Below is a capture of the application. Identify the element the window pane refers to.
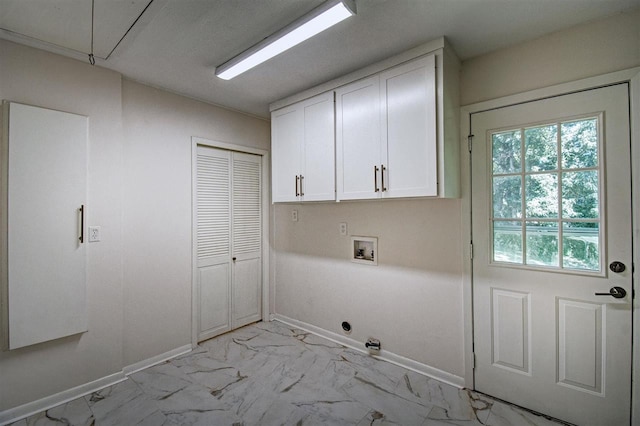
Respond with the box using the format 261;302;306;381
525;125;557;172
562;170;599;219
526;222;558;267
493;176;522;219
493;221;523;263
492;130;521;174
561;119;598;169
563;222;599;271
525;173;558;218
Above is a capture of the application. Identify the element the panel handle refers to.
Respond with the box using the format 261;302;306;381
374;166;379;192
381;164;387;192
595;286;626;299
295;175;299;197
79;204;84;243
299;175;304;196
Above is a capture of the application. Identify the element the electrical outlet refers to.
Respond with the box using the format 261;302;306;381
88;226;101;242
292;210;298;222
339;222;347;236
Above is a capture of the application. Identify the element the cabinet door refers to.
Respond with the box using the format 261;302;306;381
336;76;382;201
381;55;437;198
231;152;262;329
301;92;335;201
196;146;232;341
5;102;88;350
271;105;302;202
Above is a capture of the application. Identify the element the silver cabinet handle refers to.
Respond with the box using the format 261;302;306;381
79;205;84;243
299;175;304;196
374;166;379;192
295;175;299;197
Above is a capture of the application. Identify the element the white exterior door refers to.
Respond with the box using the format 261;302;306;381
196;146;262;341
471;84;632;425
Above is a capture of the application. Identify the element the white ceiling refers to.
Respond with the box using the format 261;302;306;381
1;0;639;118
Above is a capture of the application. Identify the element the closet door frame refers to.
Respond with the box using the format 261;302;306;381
191;137;270;348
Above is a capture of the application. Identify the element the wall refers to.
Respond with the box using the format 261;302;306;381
0;39;270;413
121;80;269;366
461;8;640;106
273;199;465;377
0;40;124;410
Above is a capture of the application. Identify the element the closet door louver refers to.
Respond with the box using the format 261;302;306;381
231;153;262;328
197;152;231;260
232;155;261;255
196;147;232;339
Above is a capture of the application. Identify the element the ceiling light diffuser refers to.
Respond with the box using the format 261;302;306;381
215;0;356;80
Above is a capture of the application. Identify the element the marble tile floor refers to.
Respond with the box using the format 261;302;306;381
9;321;569;426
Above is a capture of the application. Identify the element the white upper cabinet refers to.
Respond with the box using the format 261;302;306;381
271;92;335;202
335;76;381;200
337;55;441;201
381;55;437;198
271;38;460;202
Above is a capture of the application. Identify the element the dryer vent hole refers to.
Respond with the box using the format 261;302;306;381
341;321;352;334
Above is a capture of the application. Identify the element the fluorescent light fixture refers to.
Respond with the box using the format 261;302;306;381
215;0;356;80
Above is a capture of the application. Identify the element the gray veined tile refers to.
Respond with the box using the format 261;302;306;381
296;331;347;359
342;375;432;425
287;384;371;426
203;332;279;369
423;410;489;426
338;348;408;391
295;354;358;392
129;361;194;399
147;382;241;425
486;400;566;426
15;397;94;426
85;379;168;426
356;409;404;426
397;372;492;423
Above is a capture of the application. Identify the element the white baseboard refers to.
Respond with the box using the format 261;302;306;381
0;372;126;426
272;314;465;389
0;344;193;426
123;344;192;376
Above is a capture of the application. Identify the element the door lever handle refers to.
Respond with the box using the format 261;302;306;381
595;286;626;299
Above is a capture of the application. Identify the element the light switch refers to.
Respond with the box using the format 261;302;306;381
88;226;101;242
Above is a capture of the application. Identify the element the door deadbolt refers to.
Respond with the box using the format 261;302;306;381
609;261;626;273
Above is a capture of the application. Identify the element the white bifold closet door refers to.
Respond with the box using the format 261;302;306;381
196;145;262;342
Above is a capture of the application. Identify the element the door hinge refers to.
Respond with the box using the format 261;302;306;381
470;242;474;260
467;134;474;153
472;352;476;369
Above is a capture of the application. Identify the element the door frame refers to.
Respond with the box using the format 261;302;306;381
190;137;270;348
460;67;640;420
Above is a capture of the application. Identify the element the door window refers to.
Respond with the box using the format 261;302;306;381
491;116;602;272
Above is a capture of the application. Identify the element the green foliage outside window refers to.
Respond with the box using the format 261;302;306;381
491;118;600;271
